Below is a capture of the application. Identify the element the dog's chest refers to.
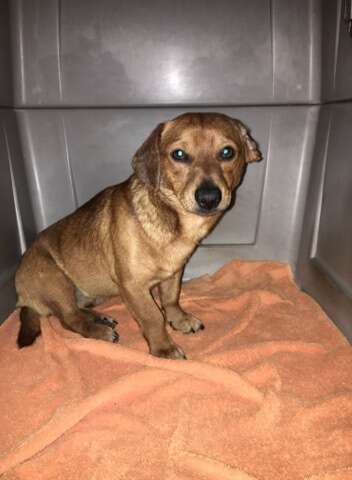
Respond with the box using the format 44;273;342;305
155;217;213;278
164;239;194;267
185;215;214;240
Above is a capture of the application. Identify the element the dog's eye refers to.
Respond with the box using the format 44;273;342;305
171;149;189;162
219;146;236;160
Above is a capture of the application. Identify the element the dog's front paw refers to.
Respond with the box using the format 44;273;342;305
170;313;204;334
152;343;186;360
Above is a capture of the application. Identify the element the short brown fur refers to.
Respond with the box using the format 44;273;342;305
15;112;261;359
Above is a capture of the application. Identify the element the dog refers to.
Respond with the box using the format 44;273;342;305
15;112;261;359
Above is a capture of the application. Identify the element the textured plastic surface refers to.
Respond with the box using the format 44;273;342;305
0;110;22;319
315;105;352;292
0;112;20;281
10;0;321;106
322;0;352;101
0;275;16;324
296;103;352;341
3;112;36;246
0;1;12;105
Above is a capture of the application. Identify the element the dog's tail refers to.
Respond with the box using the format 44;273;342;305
17;306;41;348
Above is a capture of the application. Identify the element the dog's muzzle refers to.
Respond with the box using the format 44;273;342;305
194;180;222;213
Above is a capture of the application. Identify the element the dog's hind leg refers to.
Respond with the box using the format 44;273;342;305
46;269;119;343
16;248;118;346
56;307;119;343
74;288;118;331
17;306;41;348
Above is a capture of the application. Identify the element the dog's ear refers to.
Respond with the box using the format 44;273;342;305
236;120;262;163
132;123;164;188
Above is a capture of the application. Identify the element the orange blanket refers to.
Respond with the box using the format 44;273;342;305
0;260;351;479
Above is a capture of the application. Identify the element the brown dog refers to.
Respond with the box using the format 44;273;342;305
15;112;261;359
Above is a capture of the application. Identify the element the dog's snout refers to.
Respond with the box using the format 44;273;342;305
195;181;222;212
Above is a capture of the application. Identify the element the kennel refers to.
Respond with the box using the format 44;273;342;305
0;0;351;342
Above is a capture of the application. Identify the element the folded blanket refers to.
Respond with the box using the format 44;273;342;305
0;260;351;479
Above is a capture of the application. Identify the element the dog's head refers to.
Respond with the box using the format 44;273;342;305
132;112;261;216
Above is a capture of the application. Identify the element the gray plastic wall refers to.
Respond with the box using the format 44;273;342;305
0;0;351;340
0;1;20;319
296;0;352;340
10;0;321;107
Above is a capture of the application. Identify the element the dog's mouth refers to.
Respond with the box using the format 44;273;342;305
193;207;223;217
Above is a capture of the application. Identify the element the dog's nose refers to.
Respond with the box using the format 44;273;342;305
195;181;222;211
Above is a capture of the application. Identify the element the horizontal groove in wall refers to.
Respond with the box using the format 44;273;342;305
1;100;351;112
11;103;323;110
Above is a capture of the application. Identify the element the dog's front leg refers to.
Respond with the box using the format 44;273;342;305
159;271;204;334
120;280;186;359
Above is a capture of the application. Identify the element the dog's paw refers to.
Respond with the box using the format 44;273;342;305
170;314;204;334
152;343;187;360
94;314;118;329
111;330;119;343
89;315;119;343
